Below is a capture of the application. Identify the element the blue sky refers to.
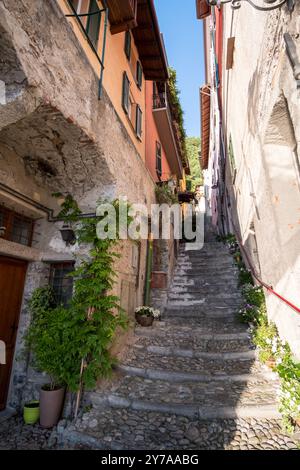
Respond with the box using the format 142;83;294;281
154;0;204;138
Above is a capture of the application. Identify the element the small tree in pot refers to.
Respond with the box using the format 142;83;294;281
25;287;70;428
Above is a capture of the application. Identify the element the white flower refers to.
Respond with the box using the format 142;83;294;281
266;338;272;345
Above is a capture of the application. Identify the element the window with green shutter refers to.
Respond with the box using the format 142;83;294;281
156;141;162;177
86;0;101;49
122;72;130;114
136;105;142;139
124;31;131;60
136;61;143;90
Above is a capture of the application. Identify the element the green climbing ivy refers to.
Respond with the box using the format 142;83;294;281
26;196;131;394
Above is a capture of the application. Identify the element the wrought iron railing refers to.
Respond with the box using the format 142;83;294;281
153;93;167;110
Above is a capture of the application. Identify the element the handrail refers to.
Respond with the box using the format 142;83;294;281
229;218;300;315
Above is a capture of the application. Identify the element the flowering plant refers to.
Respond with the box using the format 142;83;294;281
277;357;300;432
135;306;161;319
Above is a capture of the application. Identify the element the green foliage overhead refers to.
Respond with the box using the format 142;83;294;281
168;67;188;162
185;137;203;190
25;196;129;395
155;184;178;205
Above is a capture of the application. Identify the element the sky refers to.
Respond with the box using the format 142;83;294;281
154;0;205;138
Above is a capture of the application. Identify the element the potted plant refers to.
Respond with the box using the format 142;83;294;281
135;306;160;327
25;287;68;428
23;400;40;425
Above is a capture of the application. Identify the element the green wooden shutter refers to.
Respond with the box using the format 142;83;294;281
156;141;162;177
136;61;143;89
122;72;130;114
124;31;131;60
86;0;101;49
136;105;142;138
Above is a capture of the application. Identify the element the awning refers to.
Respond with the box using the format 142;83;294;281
200;85;211;170
196;0;211;20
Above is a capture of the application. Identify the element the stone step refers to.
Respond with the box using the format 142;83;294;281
121;350;261;376
173;272;238;280
166;300;241;310
116;364;278;384
169;285;240;295
173;270;238;276
133;344;256;360
89;374;279;411
160;317;247;333
88;391;280;420
168;291;242;300
171;280;238;288
134;331;253;353
164;310;239;321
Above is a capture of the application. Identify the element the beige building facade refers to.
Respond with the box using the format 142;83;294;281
200;2;300;358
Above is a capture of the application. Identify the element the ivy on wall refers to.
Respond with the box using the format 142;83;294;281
26;196;132;398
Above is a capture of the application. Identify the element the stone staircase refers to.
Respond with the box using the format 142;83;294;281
63;239;298;450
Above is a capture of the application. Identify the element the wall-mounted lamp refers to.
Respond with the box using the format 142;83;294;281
0;226;6;237
206;0;294;12
59;224;76;246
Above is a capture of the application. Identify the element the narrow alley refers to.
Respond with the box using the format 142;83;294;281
58;226;298;450
1;0;300;457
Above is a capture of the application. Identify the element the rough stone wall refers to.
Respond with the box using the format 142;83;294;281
222;4;300;357
0;0;156;407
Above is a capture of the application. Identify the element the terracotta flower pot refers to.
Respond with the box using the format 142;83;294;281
135;313;154;327
39;386;65;429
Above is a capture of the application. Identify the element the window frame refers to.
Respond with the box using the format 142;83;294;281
122;72;130;114
135;104;143;139
156;141;162;177
0;205;34;247
49;261;75;307
124;31;132;61
86;0;101;50
136;60;143;90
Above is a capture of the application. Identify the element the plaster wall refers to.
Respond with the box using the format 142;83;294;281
222;4;300;357
0;0;156;408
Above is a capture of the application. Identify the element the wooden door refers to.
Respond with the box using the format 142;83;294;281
0;257;27;410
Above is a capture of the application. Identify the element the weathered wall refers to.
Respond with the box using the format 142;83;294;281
58;0;146;161
0;0;156;408
222;4;300;357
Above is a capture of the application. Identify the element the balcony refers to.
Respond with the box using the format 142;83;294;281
152;91;183;178
106;0;138;34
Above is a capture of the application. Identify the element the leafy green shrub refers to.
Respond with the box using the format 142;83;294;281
155;184;178;205
252;322;278;363
242;284;265;308
25;287;78;390
277;354;300;432
26;197;131;396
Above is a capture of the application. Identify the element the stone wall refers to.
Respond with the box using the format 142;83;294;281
0;0;156;408
222;4;300;357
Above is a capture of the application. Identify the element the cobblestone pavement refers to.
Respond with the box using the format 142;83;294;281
0;416;57;450
66;239;300;450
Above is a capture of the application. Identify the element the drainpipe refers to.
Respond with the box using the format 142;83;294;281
144;235;153;306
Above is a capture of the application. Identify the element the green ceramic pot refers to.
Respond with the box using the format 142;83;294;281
23;400;40;425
